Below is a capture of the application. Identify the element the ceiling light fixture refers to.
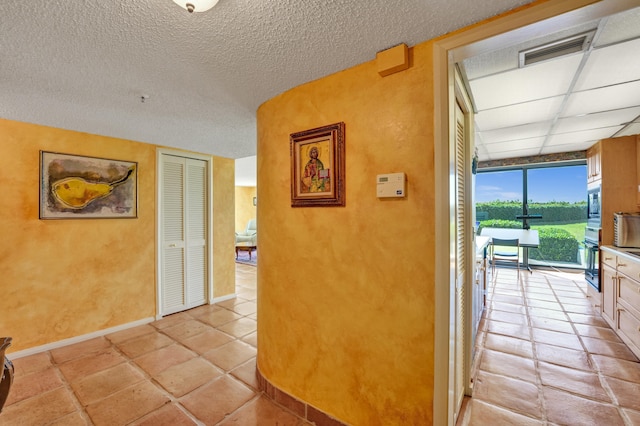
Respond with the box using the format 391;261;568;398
172;0;219;13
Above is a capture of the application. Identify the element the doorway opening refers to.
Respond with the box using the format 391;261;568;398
433;1;640;424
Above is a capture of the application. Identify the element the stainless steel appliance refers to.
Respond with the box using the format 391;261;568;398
584;183;602;291
584;226;600;291
614;212;640;248
587;185;601;228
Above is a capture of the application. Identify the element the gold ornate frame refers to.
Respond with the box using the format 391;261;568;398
290;122;345;207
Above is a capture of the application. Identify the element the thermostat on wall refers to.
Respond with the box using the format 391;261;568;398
377;173;406;198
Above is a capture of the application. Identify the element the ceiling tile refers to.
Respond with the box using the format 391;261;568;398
479;121;551;144
488;147;541;160
563;80;640;117
481;137;544;159
475;96;564;131
594;6;640;47
470;54;582;110
542;142;595;154
461;22;597;80
574;38;640;91
546;126;622;146
616;122;640;137
553;106;640;134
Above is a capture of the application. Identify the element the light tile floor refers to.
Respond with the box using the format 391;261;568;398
7;265;640;425
2;263;311;425
460;267;640;426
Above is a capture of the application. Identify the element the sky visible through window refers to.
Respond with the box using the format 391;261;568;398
476;165;587;203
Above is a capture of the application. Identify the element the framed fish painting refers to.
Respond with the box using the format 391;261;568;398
40;151;137;219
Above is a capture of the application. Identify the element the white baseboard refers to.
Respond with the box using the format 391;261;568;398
154;295;238;320
211;293;237;304
8;317;155;359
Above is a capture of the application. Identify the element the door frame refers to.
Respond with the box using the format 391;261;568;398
156;148;214;319
432;0;635;424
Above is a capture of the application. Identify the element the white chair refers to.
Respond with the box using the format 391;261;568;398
490;238;520;275
235;219;257;245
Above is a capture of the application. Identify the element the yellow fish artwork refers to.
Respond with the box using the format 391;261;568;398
51;167;135;209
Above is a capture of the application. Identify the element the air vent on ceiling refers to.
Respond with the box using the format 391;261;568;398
519;31;595;67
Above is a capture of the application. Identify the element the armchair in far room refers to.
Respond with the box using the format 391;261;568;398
235;218;257;245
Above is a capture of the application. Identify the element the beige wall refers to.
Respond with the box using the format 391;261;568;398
235;186;257;232
213;157;237;298
257;41;436;425
0;118;236;353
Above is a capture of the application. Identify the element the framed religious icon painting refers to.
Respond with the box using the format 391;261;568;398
290;122;345;207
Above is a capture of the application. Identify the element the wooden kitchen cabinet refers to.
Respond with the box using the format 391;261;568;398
601;260;616;328
596;136;639;246
587;143;601;183
600;246;640;359
601;250;617;327
616;255;640;356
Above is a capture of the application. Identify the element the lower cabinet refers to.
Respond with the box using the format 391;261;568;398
601;263;617;327
618;309;640;355
600;247;640;359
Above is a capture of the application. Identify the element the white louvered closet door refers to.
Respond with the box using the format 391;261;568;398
454;100;467;419
161;154;208;315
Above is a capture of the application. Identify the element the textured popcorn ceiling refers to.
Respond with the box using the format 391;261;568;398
0;0;533;159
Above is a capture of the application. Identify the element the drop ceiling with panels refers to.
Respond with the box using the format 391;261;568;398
459;6;640;162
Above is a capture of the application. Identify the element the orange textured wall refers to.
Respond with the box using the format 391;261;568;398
256;41;435;425
0;119;236;352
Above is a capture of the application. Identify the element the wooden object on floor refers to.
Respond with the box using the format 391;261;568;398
235;243;257;260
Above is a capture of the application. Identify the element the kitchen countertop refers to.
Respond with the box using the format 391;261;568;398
476;236;491;255
601;245;640;262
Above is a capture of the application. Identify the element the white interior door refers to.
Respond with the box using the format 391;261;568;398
453;100;467;421
159;153;209;316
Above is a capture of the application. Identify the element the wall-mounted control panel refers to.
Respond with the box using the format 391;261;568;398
377;172;406;198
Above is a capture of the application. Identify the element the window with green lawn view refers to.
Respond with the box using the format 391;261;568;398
475;163;587;269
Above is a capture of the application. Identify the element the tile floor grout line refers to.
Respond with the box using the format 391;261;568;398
51;349;96;425
91;332;183;425
520;271;550;422
544;272;633;420
123;306;259;425
475;269;545;423
558;301;635;426
520;269;549;424
108;332;205;426
90;306;257;425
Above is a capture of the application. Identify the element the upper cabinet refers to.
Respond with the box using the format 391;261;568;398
587;143;601;183
593;135;639;245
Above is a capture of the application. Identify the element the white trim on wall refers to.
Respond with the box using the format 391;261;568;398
211;293;237;305
9;317;155;359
